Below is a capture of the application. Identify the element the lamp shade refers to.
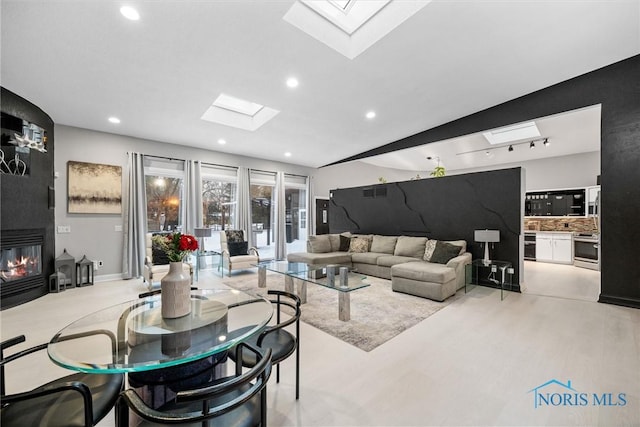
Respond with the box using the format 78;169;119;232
194;227;212;238
474;229;500;243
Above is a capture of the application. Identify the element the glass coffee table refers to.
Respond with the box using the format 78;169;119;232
254;260;369;321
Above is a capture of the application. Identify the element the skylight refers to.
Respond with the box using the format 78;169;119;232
213;94;264;117
201;93;279;131
482;121;541;145
302;0;390;35
283;0;432;59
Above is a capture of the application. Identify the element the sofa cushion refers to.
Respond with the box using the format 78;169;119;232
339;235;351;251
349;236;371;253
391;262;456;283
429;241;462;264
308;235;332;253
376;255;421;267
394;236;427;258
287;252;352;265
327;234;341;252
370;235;398;254
350;252;386;264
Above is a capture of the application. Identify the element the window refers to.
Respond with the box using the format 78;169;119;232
144;157;184;232
201;164;238;251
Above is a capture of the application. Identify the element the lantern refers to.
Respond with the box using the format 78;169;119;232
76;255;94;287
55;249;76;288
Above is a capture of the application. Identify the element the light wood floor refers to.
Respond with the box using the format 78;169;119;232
1;264;638;427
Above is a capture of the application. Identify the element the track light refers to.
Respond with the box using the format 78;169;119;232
530;141;535;148
543;138;549;146
508;145;513;152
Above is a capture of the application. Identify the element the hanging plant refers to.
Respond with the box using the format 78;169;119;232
430;166;446;177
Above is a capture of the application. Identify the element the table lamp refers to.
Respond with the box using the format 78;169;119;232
474;229;500;264
194;227;212;251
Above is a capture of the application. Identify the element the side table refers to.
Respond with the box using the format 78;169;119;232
465;259;514;300
195;250;221;281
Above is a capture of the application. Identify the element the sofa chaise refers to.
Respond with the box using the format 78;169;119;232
287;233;471;302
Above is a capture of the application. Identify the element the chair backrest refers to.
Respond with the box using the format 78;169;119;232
117;343;272;426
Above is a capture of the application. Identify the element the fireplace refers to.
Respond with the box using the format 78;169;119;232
1;229;46;303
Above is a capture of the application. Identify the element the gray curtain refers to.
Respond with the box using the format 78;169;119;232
236;167;253;248
122;152;147;279
306;175;315;236
274;171;286;260
183;160;203;234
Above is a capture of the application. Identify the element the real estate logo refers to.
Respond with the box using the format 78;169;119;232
528;379;627;409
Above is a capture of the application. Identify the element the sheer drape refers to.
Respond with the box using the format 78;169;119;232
122;152;147;279
274;171;286;260
183;160;203;233
236;167;253;249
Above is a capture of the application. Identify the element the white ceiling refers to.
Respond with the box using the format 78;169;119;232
1;1;638;168
359;105;602;172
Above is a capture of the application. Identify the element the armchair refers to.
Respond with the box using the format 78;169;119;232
142;233;193;289
220;230;259;277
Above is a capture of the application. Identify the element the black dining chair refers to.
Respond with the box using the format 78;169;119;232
230;290;301;399
0;333;124;427
116;342;272;426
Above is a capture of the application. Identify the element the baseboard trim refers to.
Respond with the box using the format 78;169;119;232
598;294;640;309
94;273;129;283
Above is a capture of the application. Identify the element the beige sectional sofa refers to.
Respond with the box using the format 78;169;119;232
287;233;471;301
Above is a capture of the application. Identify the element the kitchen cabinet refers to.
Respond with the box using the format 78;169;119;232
525;188;585;216
535;233;573;264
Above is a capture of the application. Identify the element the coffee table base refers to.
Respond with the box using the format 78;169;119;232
338;292;350;321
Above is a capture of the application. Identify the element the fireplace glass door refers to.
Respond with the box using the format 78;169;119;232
1;243;42;282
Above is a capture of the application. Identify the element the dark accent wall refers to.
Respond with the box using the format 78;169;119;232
1;87;55;308
330;167;523;287
330;55;640;309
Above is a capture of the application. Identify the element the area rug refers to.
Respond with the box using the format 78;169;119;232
221;273;458;352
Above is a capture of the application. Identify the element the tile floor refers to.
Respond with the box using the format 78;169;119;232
1;262;638;427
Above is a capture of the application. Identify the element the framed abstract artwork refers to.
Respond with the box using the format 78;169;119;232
67;161;122;214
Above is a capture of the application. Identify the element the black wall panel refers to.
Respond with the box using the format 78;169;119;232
330;168;522;286
332;55;640;309
1;87;55;308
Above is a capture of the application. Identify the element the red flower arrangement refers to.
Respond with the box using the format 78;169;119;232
152;232;199;262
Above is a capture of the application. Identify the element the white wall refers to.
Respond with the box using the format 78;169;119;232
314;151;600;196
54;125;314;279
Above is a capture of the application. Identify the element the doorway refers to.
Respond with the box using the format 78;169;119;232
315;198;330;235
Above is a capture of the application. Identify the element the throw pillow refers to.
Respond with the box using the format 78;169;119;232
308;235;332;253
429;241;462;264
444;240;467;255
227;241;248;257
151;243;170;265
423;239;438;261
225;230;244;243
394;236;427;258
339;235;351;252
348;236;370;253
370;235;398;254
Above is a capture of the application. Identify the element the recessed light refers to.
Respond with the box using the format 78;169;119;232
217;139;227;145
108;117;121;124
365;111;376;119
120;6;140;21
286;77;299;88
284;152;292;157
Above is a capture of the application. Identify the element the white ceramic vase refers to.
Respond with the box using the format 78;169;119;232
161;261;191;319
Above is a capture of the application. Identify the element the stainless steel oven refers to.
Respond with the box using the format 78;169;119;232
524;233;536;260
574;233;599;270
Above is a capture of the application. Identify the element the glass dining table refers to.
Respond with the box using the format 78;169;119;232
47;289;273;374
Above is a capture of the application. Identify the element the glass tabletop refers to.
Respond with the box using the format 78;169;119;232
48;289;273;374
255;260;369;292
